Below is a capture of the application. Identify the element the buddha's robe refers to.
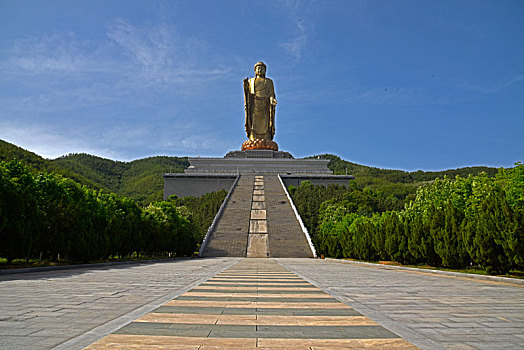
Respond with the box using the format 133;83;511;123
244;77;275;140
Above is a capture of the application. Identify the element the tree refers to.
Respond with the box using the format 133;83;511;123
0;160;39;263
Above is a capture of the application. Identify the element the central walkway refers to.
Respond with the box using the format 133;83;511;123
87;259;416;349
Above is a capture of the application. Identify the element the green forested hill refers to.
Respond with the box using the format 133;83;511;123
309;154;499;211
113;156;189;204
51;154;189;204
1;139;500;206
317;154;498;181
0;139;49;170
0;140;188;205
0;140;105;190
51;153;127;190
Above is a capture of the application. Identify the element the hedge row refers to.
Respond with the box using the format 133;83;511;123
0;160;196;263
311;164;523;274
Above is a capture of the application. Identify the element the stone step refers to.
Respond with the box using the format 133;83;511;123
201;175;253;257
264;175;314;258
201;174;314;258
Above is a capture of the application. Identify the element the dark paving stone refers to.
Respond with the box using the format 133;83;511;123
115;322;397;339
257;325;399;339
153;305;362;316
207;330;261;338
210;278;303;281
190;288;326;294
255;308;363;316
198;283;315;288
175;295;340;303
207;279;308;284
115;322;254;337
153;306;251;315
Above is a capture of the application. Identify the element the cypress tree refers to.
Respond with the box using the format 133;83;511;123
433;201;467;267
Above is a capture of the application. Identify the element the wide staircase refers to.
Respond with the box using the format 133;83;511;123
201;175;254;257
264;175;314;258
200;174;314;258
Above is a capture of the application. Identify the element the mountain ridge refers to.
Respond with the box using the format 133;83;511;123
1;139;501;205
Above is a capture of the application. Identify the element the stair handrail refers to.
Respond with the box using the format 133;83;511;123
198;174;241;257
277;174;317;258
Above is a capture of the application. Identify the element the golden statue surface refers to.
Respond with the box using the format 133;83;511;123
242;61;278;151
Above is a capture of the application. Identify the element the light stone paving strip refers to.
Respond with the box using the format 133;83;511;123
86;259;417;349
251;201;265;210
248;221;268;233
247;176;269;257
250;209;267;220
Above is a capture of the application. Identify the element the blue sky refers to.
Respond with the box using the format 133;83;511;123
0;0;523;171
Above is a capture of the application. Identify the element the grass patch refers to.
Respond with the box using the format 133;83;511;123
0;255;177;270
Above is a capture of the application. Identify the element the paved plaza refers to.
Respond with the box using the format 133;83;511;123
0;258;523;349
0;258;237;349
278;259;524;349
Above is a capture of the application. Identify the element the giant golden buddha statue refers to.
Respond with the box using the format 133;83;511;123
242;61;278;151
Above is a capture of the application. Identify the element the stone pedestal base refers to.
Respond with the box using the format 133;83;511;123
183;157;332;174
241;139;278;151
225;149;293;159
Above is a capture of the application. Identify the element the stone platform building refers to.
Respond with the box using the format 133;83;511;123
163;150;353;258
163;150;353;198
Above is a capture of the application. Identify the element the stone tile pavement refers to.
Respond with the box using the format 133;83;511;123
1;257;523;349
277;258;524;350
0;258;239;349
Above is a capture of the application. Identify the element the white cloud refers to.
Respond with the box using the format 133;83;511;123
106;18;175;84
280;83;442;107
278;0;311;59
280;33;307;59
0;123;118;160
0;16;229;105
3;32;110;76
105;17;228;88
0;13;237;154
0;118;230;161
451;75;524;94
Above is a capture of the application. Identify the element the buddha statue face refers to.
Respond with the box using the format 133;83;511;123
254;63;266;77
